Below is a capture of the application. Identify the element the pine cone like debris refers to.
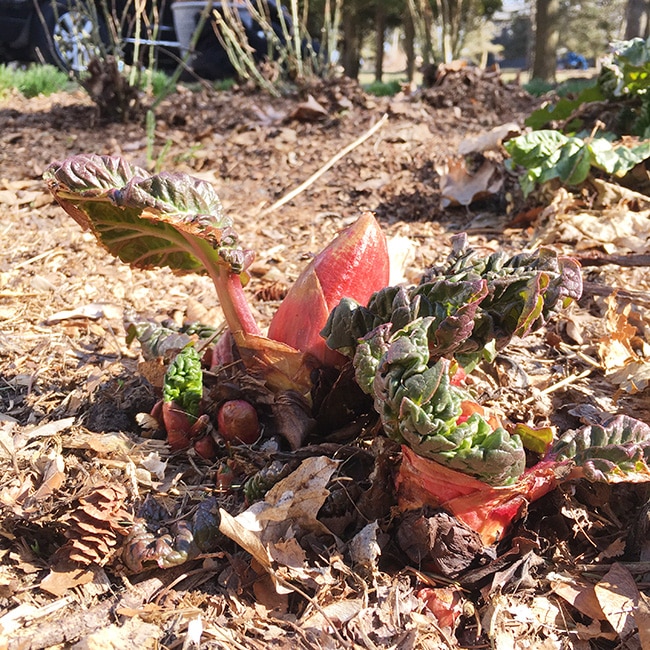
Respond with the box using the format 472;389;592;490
57;483;132;567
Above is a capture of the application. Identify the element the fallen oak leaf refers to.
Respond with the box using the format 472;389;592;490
436;157;503;207
289;94;329;121
594;563;644;640
549;573;606;622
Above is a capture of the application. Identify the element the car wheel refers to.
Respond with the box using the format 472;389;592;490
32;2;105;72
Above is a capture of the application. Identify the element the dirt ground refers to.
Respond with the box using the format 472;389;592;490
1;69;650;649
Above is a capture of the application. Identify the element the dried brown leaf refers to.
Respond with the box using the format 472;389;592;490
40;565;96;597
437;158;503;207
549;574;605;621
594;563;642;639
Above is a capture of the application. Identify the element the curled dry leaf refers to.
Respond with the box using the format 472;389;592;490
436;158;503;207
598;295;650;394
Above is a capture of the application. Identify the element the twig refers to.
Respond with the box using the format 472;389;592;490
576;253;650;268
260;114;389;216
521;368;593;405
577;561;650;573
582;281;650;308
274;573;353;648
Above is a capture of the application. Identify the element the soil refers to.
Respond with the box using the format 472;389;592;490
1;68;649;649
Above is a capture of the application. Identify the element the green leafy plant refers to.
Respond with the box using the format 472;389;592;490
322;233;581;487
0;63;72;98
504;129;650;196
550;414;650;482
323;233;582;370
524;84;604;131
509;36;650;196
353;318;526;486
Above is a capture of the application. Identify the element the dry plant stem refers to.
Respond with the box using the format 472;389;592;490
582;281;650;308
521;368;593;405
575;253;650;267
261;113;389;216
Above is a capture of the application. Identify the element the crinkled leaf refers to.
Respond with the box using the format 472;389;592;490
44;154;250;275
356;318;526;486
46;154;261;340
325;234;582;372
550;414;650;482
125;313;218;361
163;345;203;418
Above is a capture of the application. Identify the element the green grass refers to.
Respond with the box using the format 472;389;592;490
0;64;74;98
522;77;556;97
363;79;403;96
213;78;237;91
138;68;176;99
0;65;16;98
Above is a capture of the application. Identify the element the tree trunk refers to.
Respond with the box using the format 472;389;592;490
532;0;559;82
374;6;386;82
624;0;650;39
341;9;361;79
403;10;416;81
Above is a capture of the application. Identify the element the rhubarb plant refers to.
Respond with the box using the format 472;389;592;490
45;153;650;553
323;232;583;370
354;318;526;486
45;153;390;450
551;414;650;482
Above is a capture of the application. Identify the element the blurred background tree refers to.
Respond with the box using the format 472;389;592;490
302;0;632;83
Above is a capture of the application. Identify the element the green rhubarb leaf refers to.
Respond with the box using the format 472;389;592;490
524;85;604;131
551;414;650;482
163;345;203;418
355;317;526;485
554;137;592;185
44;154;247;275
504;129;569;168
504;130;595;194
46;154;261;338
590;138;650;176
325;235;582;372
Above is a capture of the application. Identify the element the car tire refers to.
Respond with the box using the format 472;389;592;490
32;1;107;72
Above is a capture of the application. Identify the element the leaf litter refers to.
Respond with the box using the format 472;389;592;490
0;75;649;649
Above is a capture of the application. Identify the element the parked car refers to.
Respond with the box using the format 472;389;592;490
0;0;290;79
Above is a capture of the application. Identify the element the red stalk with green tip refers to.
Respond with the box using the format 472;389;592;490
43;155;388;378
44;154;261;339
